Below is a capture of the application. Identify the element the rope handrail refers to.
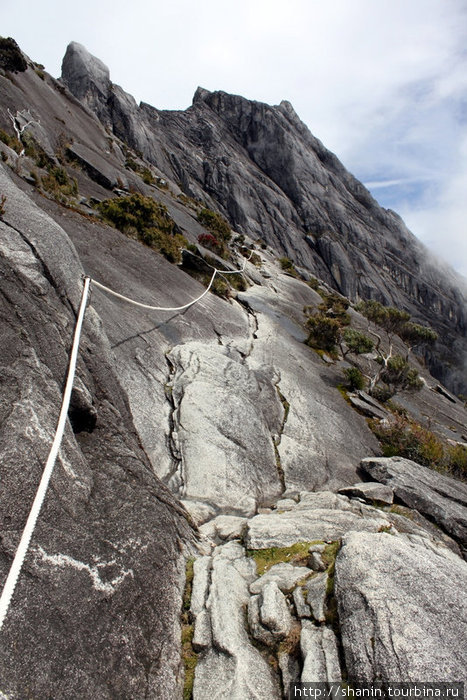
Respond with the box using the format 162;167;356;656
90;250;251;311
0;249;252;632
0;277;91;632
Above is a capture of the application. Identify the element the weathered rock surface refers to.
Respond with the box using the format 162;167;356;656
361;456;467;551
338;481;394;505
250;562;313;595
260;581;294;640
0;164;194;699
304;573;328;623
168;342;283;515
300;622;341;683
335;531;467;682
245;491;391;549
192;542;281;699
240;283;381;492
61;42;467;395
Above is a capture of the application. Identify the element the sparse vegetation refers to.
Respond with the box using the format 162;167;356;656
41;165;78;203
308;276;320;290
125;156;155;185
181;558;197;700
353;299;436;400
278;256;299;278
369;413;466;479
246;541;323;576
0;128;22;154
97;193;187;263
197;208;231;258
21;132;50;168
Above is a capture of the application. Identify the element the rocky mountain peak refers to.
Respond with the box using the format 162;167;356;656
192;86;212;104
61;41;111;118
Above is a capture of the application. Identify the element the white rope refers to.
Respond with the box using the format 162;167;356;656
0;277;91;632
90;251;251;311
0;249;252;630
91;269;217;311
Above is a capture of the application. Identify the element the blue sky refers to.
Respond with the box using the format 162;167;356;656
2;0;467;279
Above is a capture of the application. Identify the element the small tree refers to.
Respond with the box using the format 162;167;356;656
354;299;435;399
378;354;424;397
339;328;374;359
399;321;438;360
305;313;341;352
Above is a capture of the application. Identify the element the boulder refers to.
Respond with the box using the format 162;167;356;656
304;573;328;623
260;581;294;640
193;542;281;698
361;456;467;550
198;515;247;542
300;622;341;682
338;481;394;505
335;531;467;682
248;594;276;646
293;587;311;619
67;142;125;190
245;492;391;549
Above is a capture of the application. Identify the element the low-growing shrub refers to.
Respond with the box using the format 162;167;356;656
305;313;341;352
0;128;22;154
97;193;187;263
198;232;222;255
446;444;467;480
41;165;78;203
197;207;231;242
279;256;299;278
369;414;466;479
343;367;365;391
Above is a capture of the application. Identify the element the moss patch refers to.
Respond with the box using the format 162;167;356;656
181;558;198;700
322;541;341;633
246;541;324;576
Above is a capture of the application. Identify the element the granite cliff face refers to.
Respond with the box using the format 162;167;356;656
0;40;466;699
61;42;467;396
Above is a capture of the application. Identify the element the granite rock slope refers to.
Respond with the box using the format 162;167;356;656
0;40;466;699
0;164;195;699
60;42;467;394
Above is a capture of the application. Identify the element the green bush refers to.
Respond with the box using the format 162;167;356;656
0;128;22;154
41;165;78;203
305;313;341;352
378;354;423;397
279;257;299;278
341;328;374;358
98;193;187;263
343;367;365;391
197;207;231;242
